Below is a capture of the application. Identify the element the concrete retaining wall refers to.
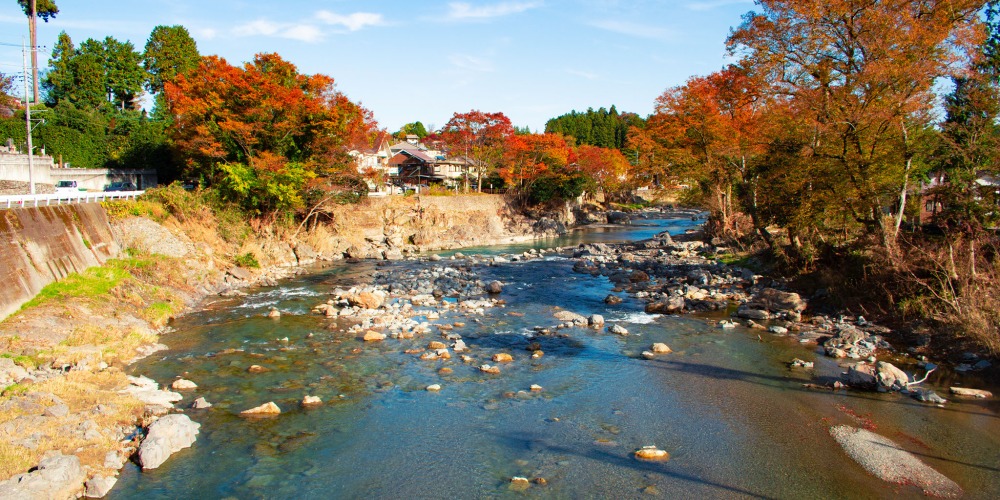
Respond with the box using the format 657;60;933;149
0;153;157;191
0;203;120;320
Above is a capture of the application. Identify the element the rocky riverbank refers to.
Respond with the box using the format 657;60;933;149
0;202;993;498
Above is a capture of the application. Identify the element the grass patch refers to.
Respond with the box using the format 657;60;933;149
142;300;177;328
234;252;260;268
19;264;130;311
0;353;38;369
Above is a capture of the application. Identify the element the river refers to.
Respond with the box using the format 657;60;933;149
111;215;1000;499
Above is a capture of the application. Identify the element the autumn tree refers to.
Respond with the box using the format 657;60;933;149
575;144;631;200
17;0;58;104
648;64;772;238
500;132;571;189
439;110;514;192
165;53;377;215
728;0;984;246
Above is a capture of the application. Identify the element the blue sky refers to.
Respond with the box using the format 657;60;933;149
0;0;755;132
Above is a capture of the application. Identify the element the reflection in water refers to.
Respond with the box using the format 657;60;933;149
112;217;1000;499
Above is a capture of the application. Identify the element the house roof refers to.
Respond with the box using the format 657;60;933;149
389;149;437;165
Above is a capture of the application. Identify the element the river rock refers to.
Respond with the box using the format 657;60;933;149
85;475;117;498
735;306;770;320
912;389;947;404
301;395;322;406
241;402;281;416
363;331;386;342
768;325;789;335
123;375;183;413
634;446;670;461
227;267;252;281
651;343;672;354
949;387;993;398
426;384;442;392
588;314;605;326
0;453;85;500
746;288;807;314
845;363;877;388
171;378;198;390
641;351;656;360
553;310;587;325
790;358;814;369
293;242;318;265
480;364;501;374
0;357;28;386
138;414;201;469
646;296;685;314
351;291;385;309
267;308;281;318
493;353;514;363
608;324;629;336
604;294;623;305
486;281;504;294
875;361;910;391
382;248;404;260
191;397;212;409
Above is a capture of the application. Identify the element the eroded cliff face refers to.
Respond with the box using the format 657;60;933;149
0;204;120;321
323;195;534;256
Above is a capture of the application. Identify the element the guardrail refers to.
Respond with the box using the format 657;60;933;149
0;190;145;209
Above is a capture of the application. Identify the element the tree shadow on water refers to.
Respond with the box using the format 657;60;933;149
490;430;777;499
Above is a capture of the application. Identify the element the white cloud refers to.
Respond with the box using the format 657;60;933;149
446;1;541;20
449;54;495;72
590;20;672;41
283;25;324;43
316;11;385;31
232;19;324;43
233;19;280;37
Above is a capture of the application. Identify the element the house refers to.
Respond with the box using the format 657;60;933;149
348;131;394;193
387;139;480;190
920;170;1000;224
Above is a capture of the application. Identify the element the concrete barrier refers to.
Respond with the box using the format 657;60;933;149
0;203;121;321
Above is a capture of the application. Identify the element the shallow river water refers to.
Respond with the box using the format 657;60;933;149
112;217;1000;499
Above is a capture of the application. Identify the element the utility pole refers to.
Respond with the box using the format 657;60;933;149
29;0;40;105
23;38;35;194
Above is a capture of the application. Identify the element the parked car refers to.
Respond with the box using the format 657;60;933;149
54;180;79;194
104;181;137;192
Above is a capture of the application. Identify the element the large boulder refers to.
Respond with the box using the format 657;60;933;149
293;242;318;265
745;288;807;314
553;310;588;325
138;414;201;470
845;363;878;388
0;453;85;500
876;361;910;391
735;305;770;320
607;211;631;225
350;291;385;309
646;296;685;314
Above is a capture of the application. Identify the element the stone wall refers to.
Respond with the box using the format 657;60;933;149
0;203;120;320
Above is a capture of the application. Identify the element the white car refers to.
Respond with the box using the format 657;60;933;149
54;180;79;194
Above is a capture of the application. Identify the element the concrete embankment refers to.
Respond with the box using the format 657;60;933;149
0;203;120;321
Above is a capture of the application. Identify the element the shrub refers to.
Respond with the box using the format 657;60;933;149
234;252;260;268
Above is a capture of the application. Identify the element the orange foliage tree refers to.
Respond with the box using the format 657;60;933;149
648;64;773;236
727;0;985;245
165;53;376;215
439;110;514;192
